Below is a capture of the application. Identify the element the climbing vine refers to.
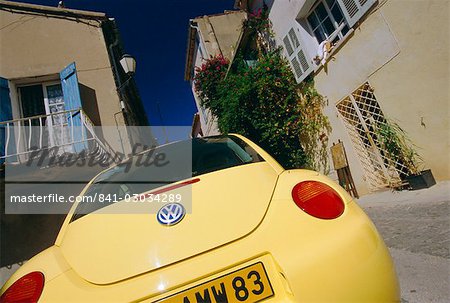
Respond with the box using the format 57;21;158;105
194;9;331;170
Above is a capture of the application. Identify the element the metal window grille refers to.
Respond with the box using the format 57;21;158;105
336;82;411;191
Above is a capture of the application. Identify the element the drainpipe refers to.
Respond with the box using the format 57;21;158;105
107;19;124;107
189;20;202;59
189;19;198;31
106;18;127;154
189;20;203;61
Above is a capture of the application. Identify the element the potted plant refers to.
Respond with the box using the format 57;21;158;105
376;120;435;190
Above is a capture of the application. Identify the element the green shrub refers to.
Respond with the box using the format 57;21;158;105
193;12;330;170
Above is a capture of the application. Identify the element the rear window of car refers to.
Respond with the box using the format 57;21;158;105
71;135;263;220
191;136;263;175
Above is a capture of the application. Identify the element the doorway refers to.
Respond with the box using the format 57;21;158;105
18;82;70;153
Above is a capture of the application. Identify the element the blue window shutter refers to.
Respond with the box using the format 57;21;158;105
1;77;13;163
0;77;12;122
60;62;82;112
60;62;86;152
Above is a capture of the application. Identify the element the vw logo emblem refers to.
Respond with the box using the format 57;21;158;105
157;203;186;226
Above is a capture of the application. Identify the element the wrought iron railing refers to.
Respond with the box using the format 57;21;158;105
0;109;117;165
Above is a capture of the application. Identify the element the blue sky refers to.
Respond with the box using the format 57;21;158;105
10;0;234;128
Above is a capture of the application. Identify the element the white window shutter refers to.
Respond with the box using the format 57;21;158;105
337;0;377;28
283;35;294;56
291;57;303;79
288;28;300;48
283;27;313;83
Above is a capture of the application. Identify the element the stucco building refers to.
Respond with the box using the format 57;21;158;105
185;10;247;137
0;0;153;270
188;0;448;195
0;0;150;164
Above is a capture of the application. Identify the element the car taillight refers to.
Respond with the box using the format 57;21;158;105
0;272;44;303
291;181;344;219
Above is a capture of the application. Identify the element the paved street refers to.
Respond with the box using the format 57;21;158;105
357;181;450;303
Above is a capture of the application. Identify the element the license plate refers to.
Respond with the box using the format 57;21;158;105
158;262;274;303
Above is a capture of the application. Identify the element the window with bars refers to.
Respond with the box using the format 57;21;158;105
336;82;412;191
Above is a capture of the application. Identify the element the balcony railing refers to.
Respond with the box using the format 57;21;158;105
0;109;118;165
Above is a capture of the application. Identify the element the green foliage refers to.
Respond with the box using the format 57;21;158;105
376;120;422;176
192;13;331;169
193;54;229;110
243;7;271;35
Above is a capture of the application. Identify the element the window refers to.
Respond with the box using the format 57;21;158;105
2;63;86;161
45;83;67;126
195;33;206;60
201;106;209;124
282;0;377;82
307;0;350;44
19;84;46;122
18;82;66;122
71;135;264;220
18;81;71;150
336;82;411;191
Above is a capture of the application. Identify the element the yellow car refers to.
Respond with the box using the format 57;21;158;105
1;135;399;303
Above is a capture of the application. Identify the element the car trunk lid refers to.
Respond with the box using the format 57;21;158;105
59;162;278;284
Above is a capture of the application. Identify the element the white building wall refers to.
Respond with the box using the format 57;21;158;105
188;12;246;137
248;0;449;194
189;35;220;136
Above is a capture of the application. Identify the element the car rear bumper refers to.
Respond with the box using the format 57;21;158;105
2;172;399;303
15;197;399;302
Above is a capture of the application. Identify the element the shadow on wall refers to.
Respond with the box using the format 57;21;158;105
79;83;101;127
79;83;104;141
